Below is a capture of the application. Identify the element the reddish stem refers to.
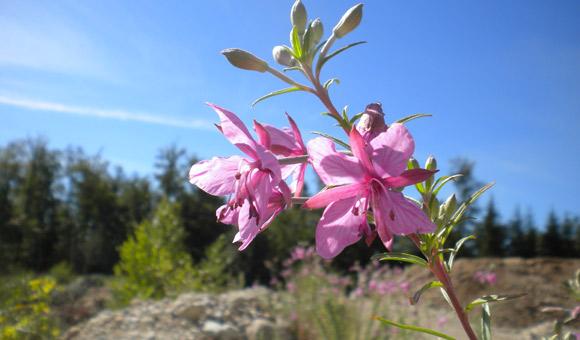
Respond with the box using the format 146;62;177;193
408;234;478;340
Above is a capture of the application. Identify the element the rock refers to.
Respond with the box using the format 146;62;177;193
63;288;290;340
202;320;241;339
246;318;275;340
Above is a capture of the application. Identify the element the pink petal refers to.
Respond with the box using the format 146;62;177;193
369;123;415;178
189;155;245;196
382;169;438;189
316;197;368;258
216;204;239;225
378;189;436;235
371;191;394;250
292;163;307;198
235;204;260;250
207;103;259;160
349;126;375;175
286;113;305;151
262;123;300;157
304;183;361;209
254;144;281;183
307;137;365;186
253;120;271;149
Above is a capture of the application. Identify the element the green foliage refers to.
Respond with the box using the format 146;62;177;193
191;233;243;293
112;198;195;307
0;274;59;340
48;261;76;285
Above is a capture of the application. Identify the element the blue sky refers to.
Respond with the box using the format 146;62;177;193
1;0;579;227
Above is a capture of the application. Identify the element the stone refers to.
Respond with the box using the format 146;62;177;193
201;320;241;339
245;318;275;340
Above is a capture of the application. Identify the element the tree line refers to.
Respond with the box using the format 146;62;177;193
0;139;578;284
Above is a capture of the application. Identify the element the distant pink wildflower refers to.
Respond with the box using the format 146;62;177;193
304;124;437;258
189;103;290;250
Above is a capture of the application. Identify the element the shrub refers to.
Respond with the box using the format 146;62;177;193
0;276;59;340
48;261;76;284
111;198;196;307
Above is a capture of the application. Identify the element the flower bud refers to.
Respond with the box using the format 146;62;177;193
408;157;420;170
272;46;295;67
310;18;324;46
425;155;437;171
429;197;440;220
291;0;308;35
359;103;386;132
333;4;363;39
221;48;269;73
439;193;457;222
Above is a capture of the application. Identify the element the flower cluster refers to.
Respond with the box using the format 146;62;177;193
189;102;436;257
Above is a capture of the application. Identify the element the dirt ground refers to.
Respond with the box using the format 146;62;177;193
404;257;580;338
56;257;580;339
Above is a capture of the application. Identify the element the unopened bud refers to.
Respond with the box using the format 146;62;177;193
291;0;308;35
440;194;457;222
429;197;440;220
359;103;386;132
409;157;420;170
310;18;324;45
425;155;437;171
272;46;295;67
221;48;269;73
333;3;363;39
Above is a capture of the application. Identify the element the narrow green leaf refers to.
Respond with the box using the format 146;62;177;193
323;78;340;91
349;112;364;124
370;315;456;340
410;281;443;305
448;236;475;271
393;113;433;124
432;174;463;197
342;105;349;121
481;302;491;340
450;182;495;225
440;287;454;310
406;196;422;207
282;45;299;59
371;252;428;267
465;293;527;314
252;87;302;107
291;26;302;59
318;41;366;70
283;66;303;73
310;131;350;150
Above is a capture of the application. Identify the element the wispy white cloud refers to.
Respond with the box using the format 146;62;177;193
0;95;215;130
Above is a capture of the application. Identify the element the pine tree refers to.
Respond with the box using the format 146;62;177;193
508;207;526;257
474;198;506;257
540;210;562;257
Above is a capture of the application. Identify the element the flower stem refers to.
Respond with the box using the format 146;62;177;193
408;233;478;340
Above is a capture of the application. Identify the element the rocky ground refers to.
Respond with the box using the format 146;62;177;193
58;257;580;340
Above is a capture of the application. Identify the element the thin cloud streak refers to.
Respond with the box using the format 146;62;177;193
0;95;214;130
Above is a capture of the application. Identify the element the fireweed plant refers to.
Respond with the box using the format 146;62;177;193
189;1;525;339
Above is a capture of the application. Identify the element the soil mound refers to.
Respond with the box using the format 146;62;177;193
404;257;580;328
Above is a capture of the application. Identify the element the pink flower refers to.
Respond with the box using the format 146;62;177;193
437;316;447;326
261;113;308;197
304;124;437;258
485;272;498;285
189;103;290;250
